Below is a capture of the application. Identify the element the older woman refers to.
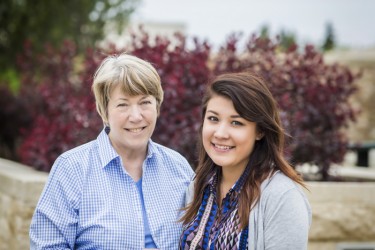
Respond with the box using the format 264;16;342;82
30;53;194;249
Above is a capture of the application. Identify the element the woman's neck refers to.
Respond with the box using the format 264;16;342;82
116;146;148;182
217;166;243;205
222;162;247;185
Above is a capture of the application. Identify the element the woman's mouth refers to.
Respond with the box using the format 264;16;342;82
126;127;145;133
212;143;234;151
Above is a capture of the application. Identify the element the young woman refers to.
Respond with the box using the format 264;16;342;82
30;53;194;249
180;72;311;250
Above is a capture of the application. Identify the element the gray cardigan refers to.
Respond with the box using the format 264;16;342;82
185;171;312;250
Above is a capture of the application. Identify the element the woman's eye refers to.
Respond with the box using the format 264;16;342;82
141;100;152;105
207;116;218;122
232;121;243;126
117;103;128;107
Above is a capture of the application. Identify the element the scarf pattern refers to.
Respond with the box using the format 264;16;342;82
180;165;251;250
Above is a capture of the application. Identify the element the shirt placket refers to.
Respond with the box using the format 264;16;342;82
141;166;161;249
132;179;145;248
209;189;237;247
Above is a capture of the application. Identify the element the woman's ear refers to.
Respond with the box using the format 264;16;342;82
256;132;264;141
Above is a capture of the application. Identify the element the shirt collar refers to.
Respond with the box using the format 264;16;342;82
208;170;218;193
97;128;156;169
233;160;252;192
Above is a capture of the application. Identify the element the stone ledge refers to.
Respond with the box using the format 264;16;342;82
305;181;375;204
335;165;375;180
0;158;48;204
306;181;375;242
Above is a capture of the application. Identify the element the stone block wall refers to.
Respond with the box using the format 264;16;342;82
0;158;47;250
0;158;374;249
307;181;375;250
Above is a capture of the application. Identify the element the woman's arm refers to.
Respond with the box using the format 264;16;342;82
263;186;311;250
29;156;80;249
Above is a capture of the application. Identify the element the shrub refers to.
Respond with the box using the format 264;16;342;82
213;35;360;180
0;85;32;160
17;41;103;171
14;31;359;181
16;31;211;171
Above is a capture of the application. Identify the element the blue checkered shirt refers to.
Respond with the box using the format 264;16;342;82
30;129;194;249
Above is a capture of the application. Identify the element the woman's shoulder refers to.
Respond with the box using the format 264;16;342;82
60;140;96;159
259;171;312;227
261;171;306;199
53;140;98;173
149;141;194;176
150;141;190;164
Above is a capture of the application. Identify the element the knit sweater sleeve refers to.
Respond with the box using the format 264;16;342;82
185;179;195;206
259;173;311;250
248;172;311;250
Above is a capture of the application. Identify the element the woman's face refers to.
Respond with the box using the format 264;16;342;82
107;84;158;155
202;95;260;173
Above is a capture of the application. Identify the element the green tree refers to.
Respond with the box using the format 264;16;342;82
259;24;270;39
258;25;296;51
0;0;139;73
278;29;297;51
322;22;336;51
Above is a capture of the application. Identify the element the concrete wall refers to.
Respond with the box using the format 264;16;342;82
0;158;374;249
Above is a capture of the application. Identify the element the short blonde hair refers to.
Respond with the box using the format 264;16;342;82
92;53;164;123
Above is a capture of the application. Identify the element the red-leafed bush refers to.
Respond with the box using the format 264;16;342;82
17;41;103;171
213;35;360;180
14;30;359;180
16;31;211;171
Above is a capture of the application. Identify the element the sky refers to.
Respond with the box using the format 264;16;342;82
132;0;375;50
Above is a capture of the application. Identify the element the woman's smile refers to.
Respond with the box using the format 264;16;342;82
211;142;235;152
125;126;146;133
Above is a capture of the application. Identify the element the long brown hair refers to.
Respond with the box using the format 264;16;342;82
181;71;306;228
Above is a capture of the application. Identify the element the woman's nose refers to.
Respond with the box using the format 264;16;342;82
128;105;142;122
214;123;229;139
